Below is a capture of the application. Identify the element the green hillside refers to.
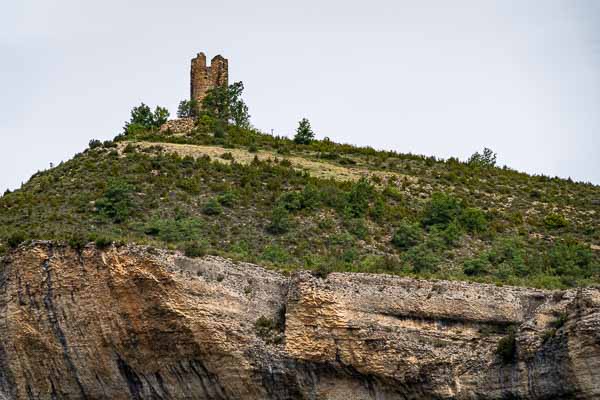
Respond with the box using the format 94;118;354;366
1;103;599;289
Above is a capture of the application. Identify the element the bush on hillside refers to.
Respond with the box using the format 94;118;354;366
544;213;568;229
7;231;28;248
217;191;236;207
301;184;321;210
421;192;462;229
392;221;423;250
95;180;134;223
403;244;440;273
143;217;203;243
202;198;223;215
277;191;303;211
548;241;599;283
439;220;463;246
345;218;368;240
460;207;488;233
463;257;490;276
267;205;291;234
183;241;207;258
345;178;373;218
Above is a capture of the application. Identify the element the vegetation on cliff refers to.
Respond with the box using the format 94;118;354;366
0;84;598;289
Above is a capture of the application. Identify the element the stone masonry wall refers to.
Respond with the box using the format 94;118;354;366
190;52;228;107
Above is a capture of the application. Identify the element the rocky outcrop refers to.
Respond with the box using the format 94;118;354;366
0;242;598;399
159;118;195;135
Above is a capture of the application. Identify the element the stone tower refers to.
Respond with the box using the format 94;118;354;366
190;52;228;106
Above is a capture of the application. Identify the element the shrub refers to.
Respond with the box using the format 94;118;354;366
301;184;320;210
383;186;404;201
95;180;134;223
403;244;440;273
255;315;276;333
486;237;528;278
293;118;315;144
202;199;223;215
68;232;88;251
143;217;203;243
88;139;102;149
214;122;226;138
255;315;283;343
440;221;462;247
94;237;112;249
345;218;368;240
421;192;462;229
217;191;236;207
496;327;517;363
262;244;290;264
277;191;303;211
267;205;291;234
548;241;598;281
7;231;27;248
341;247;359;263
463;257;490;276
321;186;345;209
460;207;488;233
345;178;373;218
391;221;423;250
544;213;568;229
183;241;207;258
369;196;386;222
317;217;335;231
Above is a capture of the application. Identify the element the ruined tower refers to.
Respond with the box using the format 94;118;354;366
190;52;228;106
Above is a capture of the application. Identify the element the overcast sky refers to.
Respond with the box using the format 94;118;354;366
1;0;599;191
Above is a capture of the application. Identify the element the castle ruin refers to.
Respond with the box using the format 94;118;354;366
159;52;229;134
190;52;228;106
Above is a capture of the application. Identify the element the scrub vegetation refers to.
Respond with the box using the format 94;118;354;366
1;83;598;289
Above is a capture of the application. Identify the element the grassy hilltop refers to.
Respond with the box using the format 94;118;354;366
1;92;599;289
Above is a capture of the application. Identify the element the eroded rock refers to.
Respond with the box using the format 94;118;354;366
0;242;598;399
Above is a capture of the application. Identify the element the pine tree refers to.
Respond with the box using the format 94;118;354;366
293;118;314;144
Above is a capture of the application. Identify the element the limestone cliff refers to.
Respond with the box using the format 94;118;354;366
0;242;598;399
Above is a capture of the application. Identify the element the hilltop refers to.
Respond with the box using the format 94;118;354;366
2;52;600;399
1;116;598;289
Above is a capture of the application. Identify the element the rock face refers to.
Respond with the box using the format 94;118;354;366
0;243;598;399
159;118;195;135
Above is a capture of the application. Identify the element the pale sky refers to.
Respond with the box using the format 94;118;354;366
1;0;599;191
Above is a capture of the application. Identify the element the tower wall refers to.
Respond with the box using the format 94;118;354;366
190;52;228;106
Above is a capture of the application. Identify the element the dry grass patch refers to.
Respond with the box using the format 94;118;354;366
121;141;418;185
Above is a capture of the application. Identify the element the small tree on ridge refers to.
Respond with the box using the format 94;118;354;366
293;118;314;145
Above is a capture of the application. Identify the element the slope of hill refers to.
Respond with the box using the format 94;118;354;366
1;124;599;289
